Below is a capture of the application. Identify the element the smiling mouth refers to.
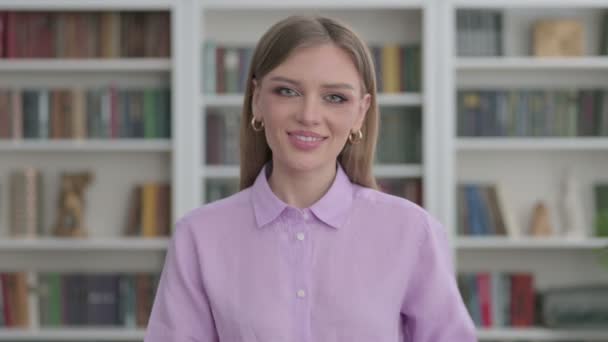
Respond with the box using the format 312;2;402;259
287;132;328;141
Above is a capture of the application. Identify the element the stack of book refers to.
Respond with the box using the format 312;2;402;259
369;44;422;93
376;107;421;164
9;168;44;237
37;272;159;328
125;183;171;237
205;108;241;165
458;272;535;328
595;183;608;236
456;9;503;57
457;183;516;237
457;89;608;137
541;285;608;328
377;179;422;206
0;11;170;59
0;87;171;140
0;272;29;328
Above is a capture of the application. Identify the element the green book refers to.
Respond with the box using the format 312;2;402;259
595;184;608;237
143;89;157;138
47;273;62;326
601;11;608;55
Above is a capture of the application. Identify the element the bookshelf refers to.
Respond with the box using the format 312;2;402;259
2;0;607;340
0;0;189;338
197;1;440;213
441;0;608;339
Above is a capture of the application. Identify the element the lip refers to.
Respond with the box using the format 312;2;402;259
287;131;327;151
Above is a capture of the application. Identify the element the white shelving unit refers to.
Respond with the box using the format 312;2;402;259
0;1;191;340
0;328;146;341
0;59;171;72
456;56;608;70
0;139;172;152
457;137;608;150
477;327;608;341
2;0;608;340
457;236;608;250
441;0;608;339
0;238;169;252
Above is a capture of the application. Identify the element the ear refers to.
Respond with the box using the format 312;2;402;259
251;78;261;121
353;93;371;131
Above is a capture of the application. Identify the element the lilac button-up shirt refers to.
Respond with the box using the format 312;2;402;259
145;164;477;342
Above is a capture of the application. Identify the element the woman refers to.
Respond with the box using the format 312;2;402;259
145;15;476;341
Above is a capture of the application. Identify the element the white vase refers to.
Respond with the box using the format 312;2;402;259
560;170;587;238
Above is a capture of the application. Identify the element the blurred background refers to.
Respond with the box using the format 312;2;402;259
0;0;607;341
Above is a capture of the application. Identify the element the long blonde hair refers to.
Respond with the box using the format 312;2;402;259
239;15;379;190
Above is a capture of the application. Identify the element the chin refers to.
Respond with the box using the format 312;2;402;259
279;155;331;174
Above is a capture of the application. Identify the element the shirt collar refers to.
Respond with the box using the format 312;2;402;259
250;162;355;229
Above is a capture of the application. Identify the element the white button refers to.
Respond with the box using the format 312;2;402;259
297;289;306;298
296;232;305;241
302;212;310;220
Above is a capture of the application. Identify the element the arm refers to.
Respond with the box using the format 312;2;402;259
401;215;477;341
145;217;219;342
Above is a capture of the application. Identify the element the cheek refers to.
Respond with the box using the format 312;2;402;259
329;108;359;136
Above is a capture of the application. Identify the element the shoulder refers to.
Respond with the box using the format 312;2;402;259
351;185;442;245
174;188;252;235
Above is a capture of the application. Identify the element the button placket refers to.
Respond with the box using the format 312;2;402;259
291;210;311;341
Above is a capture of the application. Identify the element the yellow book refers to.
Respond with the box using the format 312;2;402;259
141;183;158;237
14;272;30;327
382;45;400;93
72;88;86;139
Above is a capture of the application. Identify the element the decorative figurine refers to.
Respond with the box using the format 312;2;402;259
53;171;93;237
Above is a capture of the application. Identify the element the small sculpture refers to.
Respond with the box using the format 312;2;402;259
529;201;553;236
53;171;93;237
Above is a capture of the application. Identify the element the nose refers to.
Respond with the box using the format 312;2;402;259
295;95;321;126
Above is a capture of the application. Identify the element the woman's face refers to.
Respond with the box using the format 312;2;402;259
252;43;371;175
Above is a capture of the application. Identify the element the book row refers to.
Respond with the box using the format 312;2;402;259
3;167;170;238
458;272;535;328
0;272;159;328
458;89;608;137
202;42;421;94
0;11;170;58
0;87;171;140
459;273;608;329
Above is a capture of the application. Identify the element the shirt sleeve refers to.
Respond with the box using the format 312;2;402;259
400;214;477;342
145;217;219;342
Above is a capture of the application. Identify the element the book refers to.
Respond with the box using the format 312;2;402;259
595;183;608;237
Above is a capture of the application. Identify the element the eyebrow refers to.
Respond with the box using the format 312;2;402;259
268;76;355;90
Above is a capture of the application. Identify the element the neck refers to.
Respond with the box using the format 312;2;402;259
268;161;337;209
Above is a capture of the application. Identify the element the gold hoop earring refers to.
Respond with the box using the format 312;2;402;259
348;129;363;144
251;116;264;132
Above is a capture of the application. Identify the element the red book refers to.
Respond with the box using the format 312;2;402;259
477;273;493;327
110;85;119;138
510;273;535;327
216;47;225;94
0;12;6;58
6;12;18;58
519;273;535;326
